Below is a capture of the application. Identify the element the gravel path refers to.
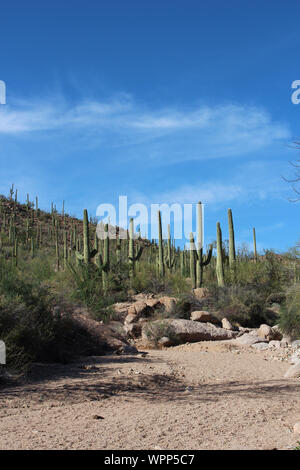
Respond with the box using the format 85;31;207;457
1;340;300;450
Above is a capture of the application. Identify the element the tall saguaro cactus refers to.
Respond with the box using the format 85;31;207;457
157;211;164;277
128;218;143;279
216;222;225;287
189;233;197;289
76;209;99;265
228;208;236;283
83;209;90;264
166;224;175;270
253;227;257;262
196;202;213;287
228;209;236;268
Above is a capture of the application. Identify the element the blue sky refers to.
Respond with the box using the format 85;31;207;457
0;0;300;252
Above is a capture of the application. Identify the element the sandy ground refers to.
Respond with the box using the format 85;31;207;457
1;340;300;450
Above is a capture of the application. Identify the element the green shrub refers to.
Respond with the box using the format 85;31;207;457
279;285;300;340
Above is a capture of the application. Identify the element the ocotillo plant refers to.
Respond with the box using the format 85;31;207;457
196;202;213;287
216;222;225;287
128;218;143;280
157;211;164;277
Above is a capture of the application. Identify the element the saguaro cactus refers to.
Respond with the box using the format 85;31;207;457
189;233;197;289
94;223;110;289
166;224;175;270
216;222;225;287
228;208;236;269
253;227;257;262
196;202;213;287
128;218;143;279
76;209;96;264
157;211;164;277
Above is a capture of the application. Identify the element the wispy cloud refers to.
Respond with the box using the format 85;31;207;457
0;95;290;164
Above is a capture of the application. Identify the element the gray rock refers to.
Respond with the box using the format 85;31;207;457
251;342;269;351
236;333;268;346
284;361;300;378
142;318;237;344
190;311;219;324
291;340;300;349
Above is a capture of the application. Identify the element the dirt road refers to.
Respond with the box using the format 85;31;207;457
1;340;300;450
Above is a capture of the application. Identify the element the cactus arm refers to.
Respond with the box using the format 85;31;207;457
202;244;213;266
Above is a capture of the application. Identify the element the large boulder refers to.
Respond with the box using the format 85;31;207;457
222;318;234;330
190;310;219;324
158;296;177;314
142;318;238;344
257;324;282;341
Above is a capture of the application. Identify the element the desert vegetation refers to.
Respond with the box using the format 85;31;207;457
0;185;300;373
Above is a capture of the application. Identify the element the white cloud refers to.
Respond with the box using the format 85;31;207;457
0;96;290;165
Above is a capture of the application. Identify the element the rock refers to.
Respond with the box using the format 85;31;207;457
190;311;219;324
236;334;268;346
127;301;152;317
291;340;300;349
124;312;139;325
158;337;174;347
116;344;139;355
193;287;210;299
222;318;234;330
269;340;281;349
249;329;260;336
142;319;237;344
251;342;269;351
112;302;132;321
145;299;161;309
159;296;177;314
284;361;300;378
257;324;282;341
293;422;300;434
124;322;143;338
